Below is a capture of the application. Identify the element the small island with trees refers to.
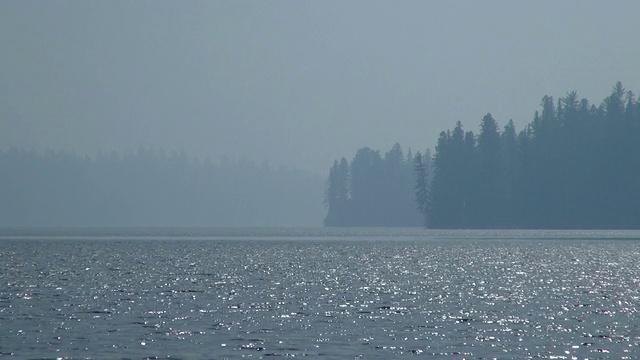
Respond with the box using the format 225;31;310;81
324;82;640;229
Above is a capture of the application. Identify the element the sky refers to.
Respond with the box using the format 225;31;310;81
1;1;639;174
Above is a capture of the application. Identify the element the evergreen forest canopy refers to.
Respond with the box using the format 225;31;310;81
0;148;324;227
324;82;640;229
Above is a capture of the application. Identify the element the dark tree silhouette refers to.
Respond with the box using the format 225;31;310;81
325;82;640;229
324;158;350;226
413;151;429;226
322;144;423;227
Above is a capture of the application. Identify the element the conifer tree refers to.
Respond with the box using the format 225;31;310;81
413;151;429;226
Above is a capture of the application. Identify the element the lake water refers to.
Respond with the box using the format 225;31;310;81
1;228;640;359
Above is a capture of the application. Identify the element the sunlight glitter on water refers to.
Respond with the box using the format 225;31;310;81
1;231;640;359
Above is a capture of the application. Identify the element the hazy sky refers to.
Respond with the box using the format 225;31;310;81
1;1;639;174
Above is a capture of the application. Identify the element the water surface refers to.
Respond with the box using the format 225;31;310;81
1;229;639;359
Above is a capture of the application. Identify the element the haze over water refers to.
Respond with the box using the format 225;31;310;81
3;2;640;358
1;228;639;359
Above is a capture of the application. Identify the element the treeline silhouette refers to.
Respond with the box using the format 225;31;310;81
0;148;324;227
324;144;426;226
325;82;640;229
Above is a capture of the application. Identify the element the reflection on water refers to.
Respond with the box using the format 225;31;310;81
1;230;639;359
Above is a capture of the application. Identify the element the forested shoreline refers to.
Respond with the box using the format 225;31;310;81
0;148;324;227
325;82;640;229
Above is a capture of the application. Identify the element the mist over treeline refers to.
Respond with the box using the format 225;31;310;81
324;144;427;227
0;148;324;227
325;82;640;229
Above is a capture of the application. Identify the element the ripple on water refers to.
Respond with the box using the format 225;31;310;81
1;237;639;358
